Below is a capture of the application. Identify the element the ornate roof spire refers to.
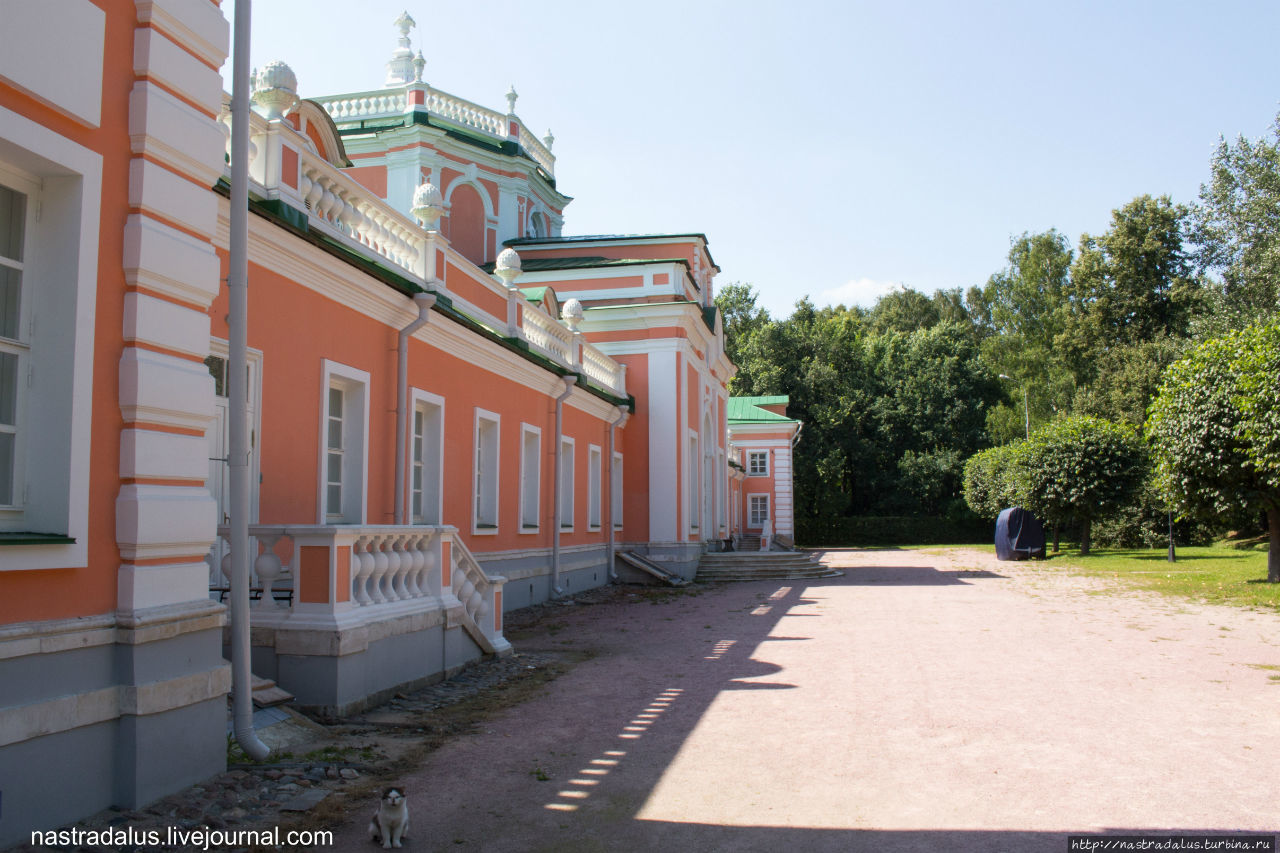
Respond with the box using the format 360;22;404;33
385;11;417;87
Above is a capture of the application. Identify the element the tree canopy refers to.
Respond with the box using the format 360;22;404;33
716;105;1280;562
1147;322;1280;581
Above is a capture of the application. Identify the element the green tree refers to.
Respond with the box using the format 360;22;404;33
969;230;1076;435
1147;323;1280;581
1065;196;1198;350
1014;416;1147;555
1193;114;1280;327
1070;336;1186;428
715;282;772;393
963;443;1023;520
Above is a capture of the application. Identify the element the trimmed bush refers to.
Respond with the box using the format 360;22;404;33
797;515;993;547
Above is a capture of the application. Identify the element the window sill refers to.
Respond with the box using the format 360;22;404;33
0;532;76;546
519;525;539;534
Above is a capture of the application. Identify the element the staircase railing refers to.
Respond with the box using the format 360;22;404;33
448;531;512;656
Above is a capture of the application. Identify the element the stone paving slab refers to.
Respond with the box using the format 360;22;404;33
314;547;1280;853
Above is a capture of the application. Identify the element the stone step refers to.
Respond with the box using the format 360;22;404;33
695;570;843;582
251;674;294;708
696;558;814;563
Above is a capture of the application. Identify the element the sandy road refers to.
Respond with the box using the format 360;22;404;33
320;548;1280;852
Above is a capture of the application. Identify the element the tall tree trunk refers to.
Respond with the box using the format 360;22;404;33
1080;519;1091;556
1268;505;1280;584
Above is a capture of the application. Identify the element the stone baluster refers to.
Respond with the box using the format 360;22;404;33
355;201;375;247
303;170;324;212
401;535;422;598
389;535;411;600
367;536;390;604
340;198;360;238
351;536;374;605
254;533;286;609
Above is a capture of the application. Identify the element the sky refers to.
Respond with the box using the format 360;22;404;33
227;1;1280;317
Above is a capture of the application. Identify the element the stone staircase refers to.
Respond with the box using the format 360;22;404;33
695;551;843;583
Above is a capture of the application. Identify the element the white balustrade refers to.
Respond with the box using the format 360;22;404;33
581;341;627;397
448;533;511;655
294;150;427;278
521;304;574;366
349;529;438;607
316;90;408;121
518;126;556;176
314;85;553;177
425;89;506;138
211;527;295;609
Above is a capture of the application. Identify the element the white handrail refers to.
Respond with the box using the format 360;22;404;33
448;532;511;655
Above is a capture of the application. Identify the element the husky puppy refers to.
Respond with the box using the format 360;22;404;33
368;787;409;849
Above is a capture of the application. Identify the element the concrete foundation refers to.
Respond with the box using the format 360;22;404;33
0;609;229;849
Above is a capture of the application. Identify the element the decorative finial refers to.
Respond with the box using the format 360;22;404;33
495;248;522;287
543;129;555;151
561;298;584;331
385;12;418;87
413;51;425;83
505;85;518;115
411;181;444;230
251;61;299;120
394;11;416;41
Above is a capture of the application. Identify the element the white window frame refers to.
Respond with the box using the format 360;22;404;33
411;388;445;525
747;450;769;477
687;431;700;533
0;168;37;516
587;443;602;530
559;435;574;531
749;493;770;528
318;360;370;524
0;106;101;569
205;340;264;525
611;451;623;530
519;423;541;533
473;408;500;534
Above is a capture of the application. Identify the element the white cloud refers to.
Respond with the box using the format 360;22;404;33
815;278;904;310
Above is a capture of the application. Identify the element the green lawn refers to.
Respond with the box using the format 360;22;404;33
1037;545;1277;611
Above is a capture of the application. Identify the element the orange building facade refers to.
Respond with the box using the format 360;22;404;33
0;5;801;842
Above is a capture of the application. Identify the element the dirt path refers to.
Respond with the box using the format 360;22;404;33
317;548;1280;852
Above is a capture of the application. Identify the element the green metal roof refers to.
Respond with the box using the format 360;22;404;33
518;286;553;305
728;396;797;424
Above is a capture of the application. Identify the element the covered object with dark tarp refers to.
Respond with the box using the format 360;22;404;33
995;506;1045;561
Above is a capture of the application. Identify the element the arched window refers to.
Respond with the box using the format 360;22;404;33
447;183;487;265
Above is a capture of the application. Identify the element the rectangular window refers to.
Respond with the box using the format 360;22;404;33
474;409;500;532
747;450;769;477
611;452;623;530
749;494;770;527
688;435;699;531
0;110;101;565
520;424;540;531
326;386;344;519
319;361;369;524
412;391;444;524
0;178;31;510
559;436;574;530
587;444;602;530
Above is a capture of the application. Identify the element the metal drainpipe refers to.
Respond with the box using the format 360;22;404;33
394;292;437;524
605;406;630;581
228;0;268;762
550;375;577;597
